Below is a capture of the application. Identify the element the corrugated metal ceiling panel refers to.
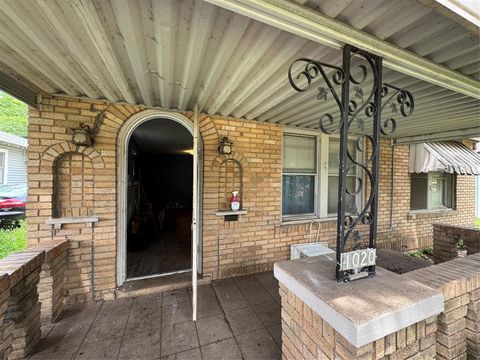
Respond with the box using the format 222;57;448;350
0;0;477;139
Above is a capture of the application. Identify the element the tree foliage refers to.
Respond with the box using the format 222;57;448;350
0;91;28;138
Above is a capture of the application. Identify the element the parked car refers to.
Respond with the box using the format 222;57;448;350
0;184;26;227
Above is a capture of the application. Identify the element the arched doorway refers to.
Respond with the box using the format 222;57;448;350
117;110;202;286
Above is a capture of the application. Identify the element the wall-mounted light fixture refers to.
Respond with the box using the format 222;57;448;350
71;111;105;147
218;137;233;155
71;124;93;147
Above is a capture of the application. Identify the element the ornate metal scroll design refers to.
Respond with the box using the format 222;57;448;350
380;84;415;136
342;49;378;254
288;59;345;134
288;45;415;282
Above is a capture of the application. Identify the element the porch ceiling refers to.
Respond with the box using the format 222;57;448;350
0;0;478;139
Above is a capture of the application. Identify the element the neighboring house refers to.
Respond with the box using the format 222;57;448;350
0;131;27;186
0;0;478;306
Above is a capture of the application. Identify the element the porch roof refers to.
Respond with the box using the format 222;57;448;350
0;0;478;141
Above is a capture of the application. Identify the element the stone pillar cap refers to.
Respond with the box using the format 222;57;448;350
274;254;444;347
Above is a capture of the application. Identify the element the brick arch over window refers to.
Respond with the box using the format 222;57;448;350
212;153;249;171
40;142;105;169
39;142;105;218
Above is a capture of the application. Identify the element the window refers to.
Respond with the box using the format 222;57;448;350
0;151;6;185
282;133;361;219
282;135;316;216
410;172;455;210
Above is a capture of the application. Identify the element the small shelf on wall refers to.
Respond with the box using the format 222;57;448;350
214;209;247;221
46;216;99;230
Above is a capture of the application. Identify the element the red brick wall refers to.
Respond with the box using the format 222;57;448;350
27;95;476;301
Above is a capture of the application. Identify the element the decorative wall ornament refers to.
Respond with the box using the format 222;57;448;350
288;45;415;282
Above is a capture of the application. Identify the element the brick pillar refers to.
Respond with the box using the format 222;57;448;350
35;241;68;325
0;275;12;360
436;294;470;359
0;250;45;359
279;284;438;359
433;224;459;263
433;224;480;264
466;288;480;359
405;254;480;360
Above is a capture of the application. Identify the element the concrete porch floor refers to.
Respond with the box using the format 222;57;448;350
30;272;282;360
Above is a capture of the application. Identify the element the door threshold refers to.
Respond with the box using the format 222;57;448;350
127;269;191;282
116;271;211;299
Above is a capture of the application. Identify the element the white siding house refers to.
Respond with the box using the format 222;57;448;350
0;131;27;185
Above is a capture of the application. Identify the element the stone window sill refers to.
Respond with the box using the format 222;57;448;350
408;208;456;220
280;216;336;227
45;216;99;230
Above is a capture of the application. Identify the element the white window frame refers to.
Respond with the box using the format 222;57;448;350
0;149;9;185
281;128;363;221
282;132;319;219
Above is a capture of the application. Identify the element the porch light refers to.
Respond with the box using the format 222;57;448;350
71;124;93;147
70;111;105;147
218;137;233;155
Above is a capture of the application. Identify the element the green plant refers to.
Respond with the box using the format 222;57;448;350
0;91;28;138
407;249;425;259
422;247;433;256
0;220;27;259
407;246;433;260
475;218;480;229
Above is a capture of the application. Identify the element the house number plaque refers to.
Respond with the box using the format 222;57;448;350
340;248;376;272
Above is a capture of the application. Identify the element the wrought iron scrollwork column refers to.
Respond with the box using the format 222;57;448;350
288;44;414;282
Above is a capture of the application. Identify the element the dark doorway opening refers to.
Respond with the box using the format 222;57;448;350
126;119;193;279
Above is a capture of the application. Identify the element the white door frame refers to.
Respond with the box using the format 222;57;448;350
116;109;203;287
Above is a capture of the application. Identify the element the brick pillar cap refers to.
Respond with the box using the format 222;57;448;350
274;253;444;347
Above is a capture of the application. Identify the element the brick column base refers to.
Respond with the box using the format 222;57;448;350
0;250;44;359
34;241;68;325
467;288;480;359
280;284;438;359
0;275;11;360
436;294;470;359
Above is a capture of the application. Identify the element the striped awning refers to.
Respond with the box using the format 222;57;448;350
409;141;480;175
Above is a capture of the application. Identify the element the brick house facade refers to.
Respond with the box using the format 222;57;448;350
26;95;476;303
